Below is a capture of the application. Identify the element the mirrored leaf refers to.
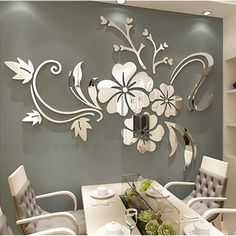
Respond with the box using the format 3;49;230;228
72;61;83;87
5;58;34;84
165;122;197;169
22;110;42;126
71;117;92;142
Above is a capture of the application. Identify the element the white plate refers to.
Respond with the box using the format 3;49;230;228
184;223;213;236
145;188;170;199
95;225;130;235
90;189;115;199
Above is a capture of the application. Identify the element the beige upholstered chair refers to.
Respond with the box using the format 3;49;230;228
8;165;86;235
165;156;229;222
0;206;76;235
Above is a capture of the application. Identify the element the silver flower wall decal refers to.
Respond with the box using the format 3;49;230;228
97;62;153;116
4;15;215;169
149;83;182;118
121;112;164;153
99;15;214;163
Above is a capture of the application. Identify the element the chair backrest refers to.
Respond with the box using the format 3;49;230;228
195;156;229;200
8;165;28;196
0;207;14;235
190;156;229;221
8;165;43;234
201;156;229;179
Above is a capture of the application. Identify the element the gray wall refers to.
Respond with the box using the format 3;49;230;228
0;1;222;232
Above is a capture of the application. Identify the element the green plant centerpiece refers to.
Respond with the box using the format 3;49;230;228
139;211;176;235
121;178;176;235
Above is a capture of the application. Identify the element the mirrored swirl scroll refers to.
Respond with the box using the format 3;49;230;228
4;16;214;169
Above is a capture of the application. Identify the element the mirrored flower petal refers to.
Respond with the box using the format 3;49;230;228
159;83;175;98
146;140;156;152
127;90;149;114
149;89;160;102
143;112;157;130
150;124;165;142
124;116;134;130
131;72;153;92
137;139;147;153
97;80;119;90
97;80;121;103
106;93;128;116
151;100;166;116
159;83;169;97
166;84;175;97
121;128;138;145
165;104;177;117
137;139;156;153
112;62;137;86
98;89;120;103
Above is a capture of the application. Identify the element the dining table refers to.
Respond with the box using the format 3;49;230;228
81;181;225;235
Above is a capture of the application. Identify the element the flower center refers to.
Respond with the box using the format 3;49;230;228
122;87;128;93
164;99;168;103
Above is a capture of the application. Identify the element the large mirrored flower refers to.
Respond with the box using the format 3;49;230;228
97;62;153;116
149;83;182;118
121;112;164;153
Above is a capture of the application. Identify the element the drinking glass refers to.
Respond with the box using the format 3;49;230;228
125;208;138;235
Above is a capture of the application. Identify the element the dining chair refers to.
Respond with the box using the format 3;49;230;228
8;165;86;235
203;208;236;234
164;156;229;222
0;206;76;235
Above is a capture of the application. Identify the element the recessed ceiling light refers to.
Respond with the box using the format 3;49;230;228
202;11;212;16
116;0;126;4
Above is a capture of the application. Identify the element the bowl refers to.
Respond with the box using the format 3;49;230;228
105;221;122;235
96;185;108;196
193;221;212;235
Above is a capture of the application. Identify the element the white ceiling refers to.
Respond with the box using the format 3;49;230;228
99;0;236;18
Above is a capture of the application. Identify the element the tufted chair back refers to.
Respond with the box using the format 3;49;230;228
188;169;227;219
13;180;44;234
184;156;228;221
0;208;13;235
13;180;43;219
192;169;226;201
8;165;44;234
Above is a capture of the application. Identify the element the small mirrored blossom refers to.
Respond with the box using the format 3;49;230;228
97;62;153;116
149;83;182;118
121;112;164;153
